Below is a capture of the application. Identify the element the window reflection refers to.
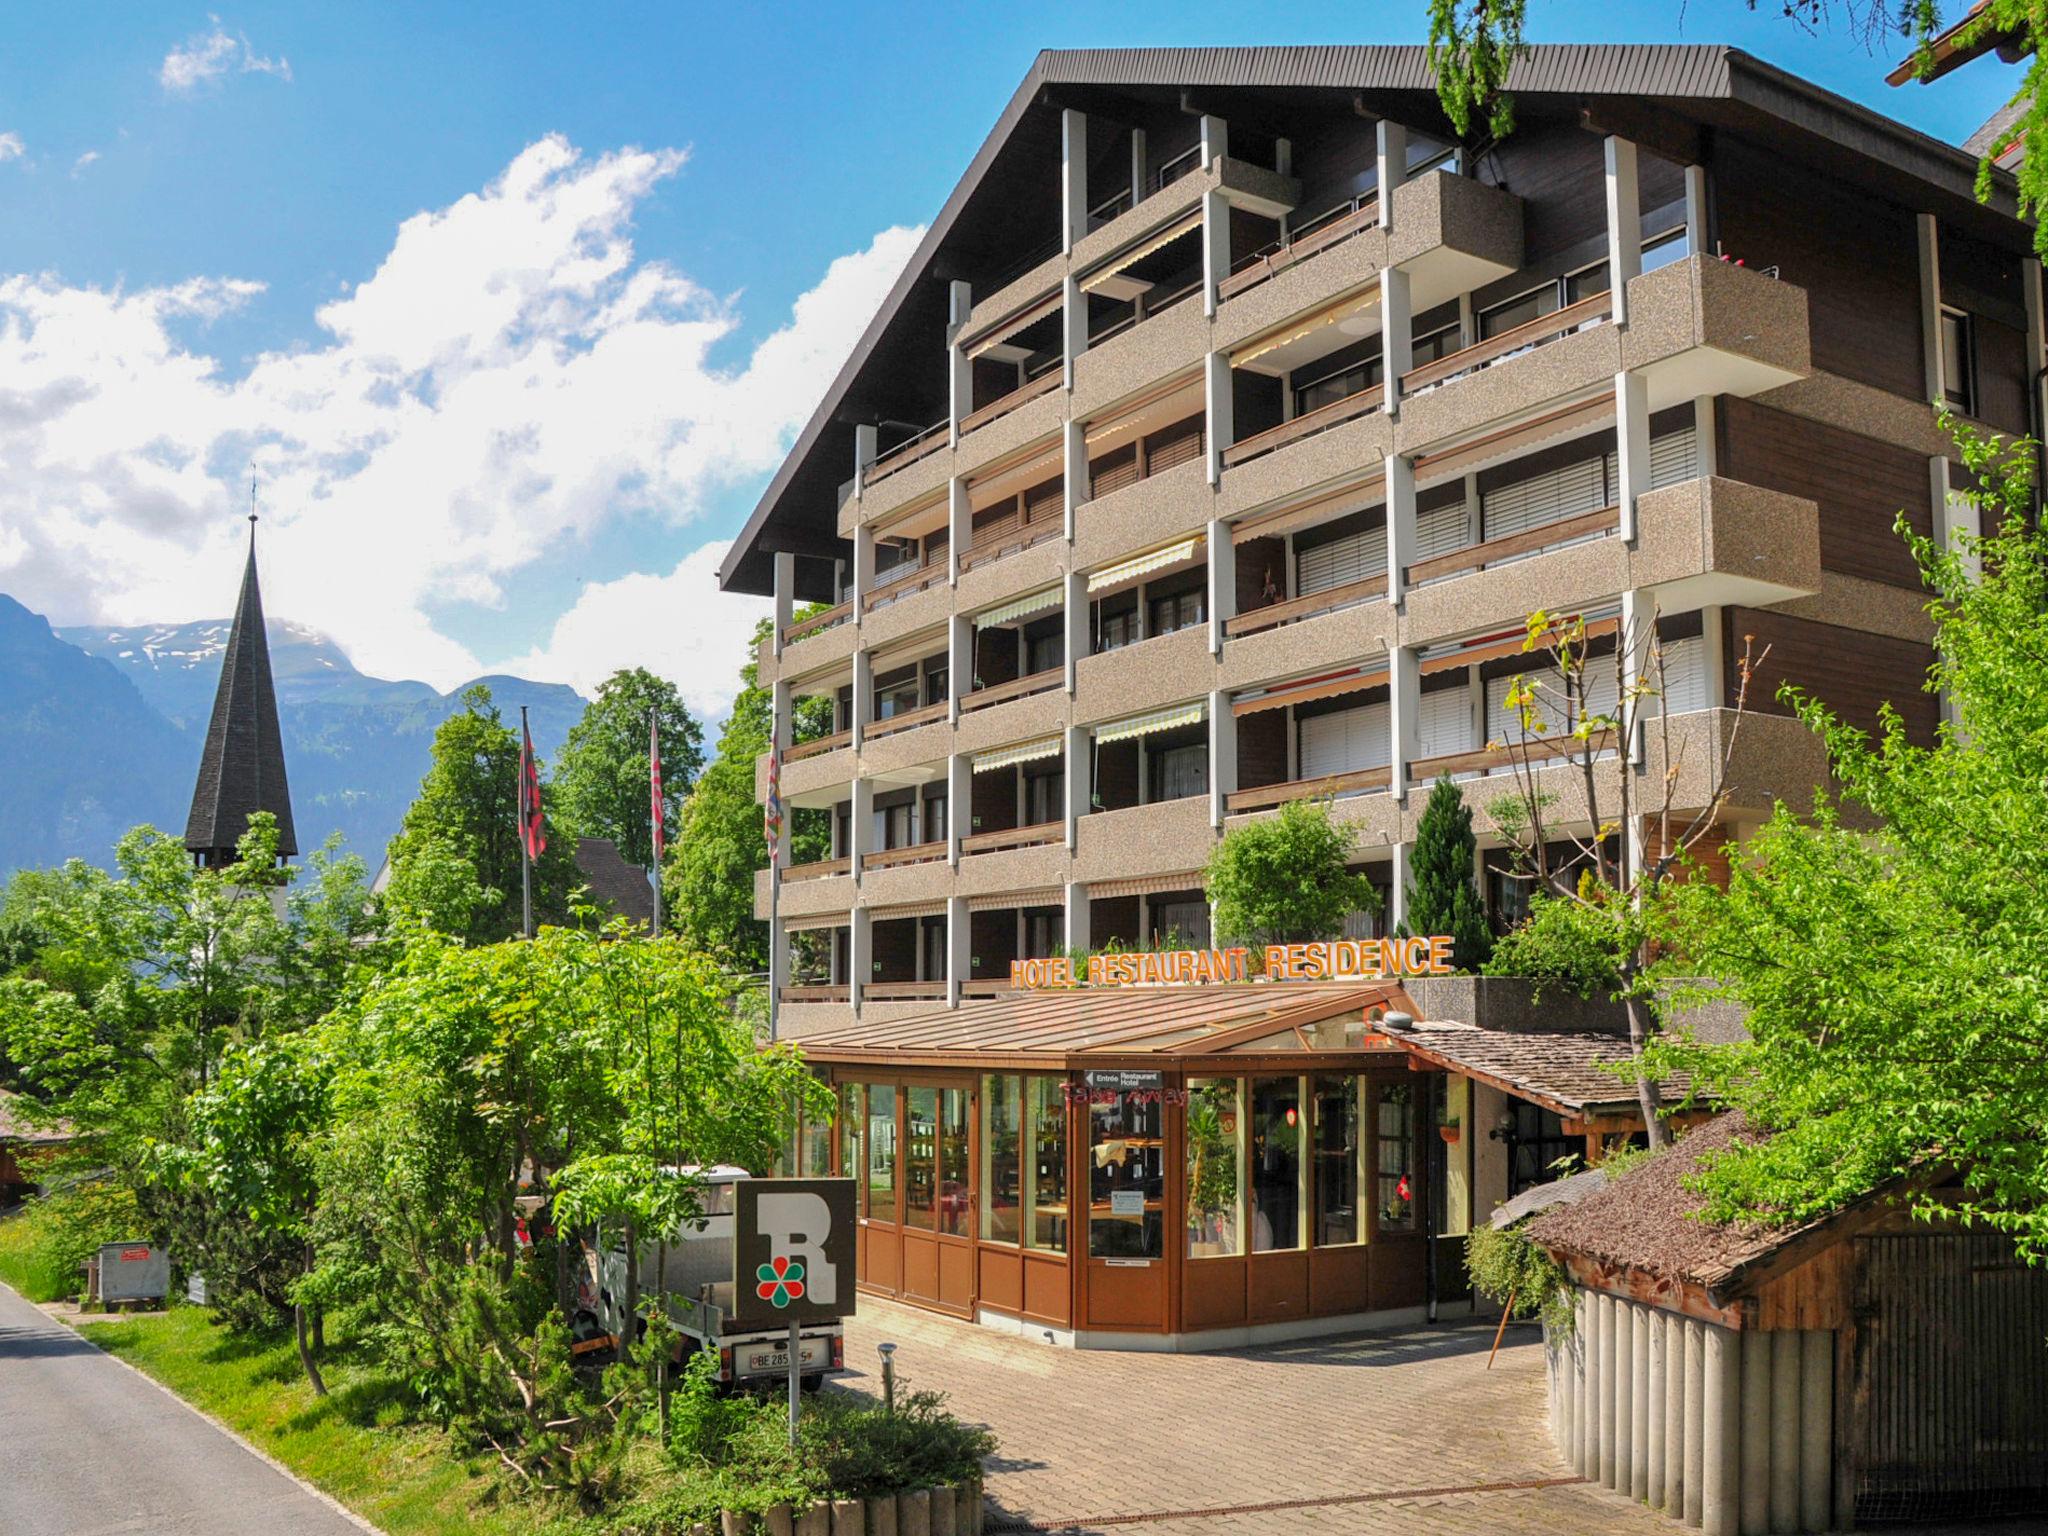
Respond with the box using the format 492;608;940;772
905;1086;937;1231
1313;1075;1361;1246
1186;1077;1242;1258
1029;1077;1069;1252
866;1084;896;1220
1376;1081;1416;1233
982;1074;1022;1244
1089;1088;1163;1259
1251;1076;1303;1252
939;1087;971;1238
841;1084;865;1210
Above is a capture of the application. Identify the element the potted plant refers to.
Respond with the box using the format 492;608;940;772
1439;1115;1462;1145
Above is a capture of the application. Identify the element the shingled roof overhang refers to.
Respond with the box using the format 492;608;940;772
720;43;2025;599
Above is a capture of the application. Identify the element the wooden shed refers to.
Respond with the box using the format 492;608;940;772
1528;1114;2048;1533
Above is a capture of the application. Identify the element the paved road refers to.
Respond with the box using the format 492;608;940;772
0;1282;364;1536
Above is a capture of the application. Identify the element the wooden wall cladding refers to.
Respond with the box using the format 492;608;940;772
1717;397;1933;590
1727;607;1939;749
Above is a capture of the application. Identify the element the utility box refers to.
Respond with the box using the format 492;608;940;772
94;1241;169;1305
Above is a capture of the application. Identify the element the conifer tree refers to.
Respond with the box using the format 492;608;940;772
1402;776;1492;970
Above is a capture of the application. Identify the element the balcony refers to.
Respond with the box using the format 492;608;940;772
1227;573;1385;639
1408;729;1614;785
1225;765;1390;815
959;666;1063;715
962;820;1062;855
780;984;850;1005
863;417;949;490
863;698;949;742
861;840;948;873
1223;381;1385;470
1408;503;1620;588
961;365;1061;438
862;981;948;1004
787;727;851;763
863;562;946;616
783;855;851;884
783;601;852;647
1403;291;1613;400
956;521;1060;576
1220;196;1380;303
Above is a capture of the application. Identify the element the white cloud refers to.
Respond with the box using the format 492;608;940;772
495;540;771;720
0;134;920;721
160;16;292;93
71;150;100;177
0;132;24;163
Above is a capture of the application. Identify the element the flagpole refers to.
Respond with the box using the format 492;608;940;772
520;704;534;940
768;862;780;1044
649;708;663;939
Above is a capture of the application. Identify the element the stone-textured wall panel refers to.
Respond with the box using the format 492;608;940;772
1395;325;1623;454
853;445;956;532
858;718;954;781
1405;537;1632;646
1389;169;1525;276
1073;796;1218;883
952;690;1070;759
1631;478;1821;597
955;537;1070;617
1071;304;1210;420
771;871;855;921
775;619;859;687
1070;165;1220;273
1071;459;1215;572
860;581;953;650
1218;412;1392;519
1214;230;1387;355
1218;601;1395;692
955;390;1067;483
953;842;1071;896
1074;628;1217;726
859;857;957;909
780;744;856;801
777;1002;855;1038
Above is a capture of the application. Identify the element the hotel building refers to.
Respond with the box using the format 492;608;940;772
719;46;2037;1343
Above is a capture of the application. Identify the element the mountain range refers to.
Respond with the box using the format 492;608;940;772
0;593;586;881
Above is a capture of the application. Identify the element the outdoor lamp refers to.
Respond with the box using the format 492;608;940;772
1488;1109;1518;1142
877;1341;898;1414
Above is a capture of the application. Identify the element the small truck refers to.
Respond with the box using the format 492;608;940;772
573;1165;845;1392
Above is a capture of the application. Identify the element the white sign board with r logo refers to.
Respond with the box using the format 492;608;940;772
731;1177;858;1328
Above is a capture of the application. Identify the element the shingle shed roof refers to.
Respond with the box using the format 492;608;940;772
1379;1018;1693;1116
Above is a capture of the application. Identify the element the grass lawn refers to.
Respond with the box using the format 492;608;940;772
71;1304;552;1536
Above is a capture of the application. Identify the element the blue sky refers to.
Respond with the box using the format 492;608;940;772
0;2;2016;713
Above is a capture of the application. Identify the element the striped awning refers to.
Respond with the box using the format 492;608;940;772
869;901;949;922
1234;473;1385;545
782;911;850;933
968;887;1064;913
1087;872;1205;900
977;584;1063;628
974;735;1063;773
1079;211;1203;293
1086;536;1202;594
1232;286;1378;369
1233;666;1390;717
1418;613;1621;677
964;289;1063;359
1094;700;1207;745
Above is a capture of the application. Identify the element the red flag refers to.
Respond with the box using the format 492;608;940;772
519;720;547;862
763;741;783;865
649;713;665;863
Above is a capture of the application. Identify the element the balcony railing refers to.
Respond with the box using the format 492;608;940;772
959;367;1061;436
784;601;852;646
862;980;948;1003
1225;765;1391;814
787;728;851;763
958;666;1062;714
1218;196;1380;302
861;840;947;873
1222;382;1384;469
956;521;1060;574
782;856;851;884
863;563;945;614
779;984;850;1005
959;979;1013;1001
1399;291;1612;397
1406;504;1620;587
863;418;949;486
961;820;1062;855
863;698;948;740
1406;728;1614;782
1225;572;1385;638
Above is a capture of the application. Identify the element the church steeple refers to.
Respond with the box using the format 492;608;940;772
184;503;296;869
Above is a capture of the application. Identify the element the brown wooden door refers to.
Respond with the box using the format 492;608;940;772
900;1083;975;1315
856;1082;903;1295
1079;1079;1170;1334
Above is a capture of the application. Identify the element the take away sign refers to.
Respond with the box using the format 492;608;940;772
730;1178;858;1329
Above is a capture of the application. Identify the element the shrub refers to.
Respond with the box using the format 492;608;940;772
1465;1221;1573;1333
1205;799;1378;947
1481;881;1624;1001
0;1183;141;1303
1402;778;1492;970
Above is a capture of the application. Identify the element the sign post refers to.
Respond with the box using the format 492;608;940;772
732;1178;858;1445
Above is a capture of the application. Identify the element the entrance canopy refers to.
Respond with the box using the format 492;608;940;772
796;981;1419;1070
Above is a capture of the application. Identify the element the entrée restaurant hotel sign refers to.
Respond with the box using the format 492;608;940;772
1009;936;1456;990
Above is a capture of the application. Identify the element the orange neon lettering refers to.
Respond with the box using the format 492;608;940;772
1429;936;1453;974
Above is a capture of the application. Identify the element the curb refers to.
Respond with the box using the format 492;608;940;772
12;1285;384;1536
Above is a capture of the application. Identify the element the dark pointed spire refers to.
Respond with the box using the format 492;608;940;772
184;503;296;868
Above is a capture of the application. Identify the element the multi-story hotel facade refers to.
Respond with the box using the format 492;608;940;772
719;45;2037;1342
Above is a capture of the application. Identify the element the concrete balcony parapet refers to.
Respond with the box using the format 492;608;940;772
1072;795;1218;884
1074;628;1217;727
1071;457;1213;572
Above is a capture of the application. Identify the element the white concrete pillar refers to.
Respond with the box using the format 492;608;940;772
1685;1318;1707;1528
1740;1329;1771;1535
1621;585;1651;776
1199;112;1227;168
1063;570;1088;695
1769;1331;1801;1534
1201;187;1229;319
851;519;877;623
1615;369;1651;544
1386;454;1417;607
945;894;968;1007
849;777;874;879
1648;1307;1669;1510
1684;164;1708;257
1063;272;1086;389
1604;136;1642;326
1701;605;1727;717
1932;454;1982;578
1375;119;1407;230
849;907;872;1016
771;551;795;659
851;647;873;749
1063;419;1088;541
1064;880;1090;954
1597;1294;1618;1490
1209;688;1236;829
947;616;970;726
771;679;793;755
1207;518;1234;656
1702;1322;1740;1536
1614;1298;1635;1491
948;281;973;446
947;477;969;584
1694;394;1718;476
1064;723;1090;850
1798;1330;1832;1533
1664;1311;1687;1515
1917;211;1944;405
1390;643;1421;805
1061;109;1088;254
1203;350;1233;484
1129;128;1147;207
1380;265;1413;419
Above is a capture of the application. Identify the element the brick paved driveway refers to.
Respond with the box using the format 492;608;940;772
836;1300;1669;1536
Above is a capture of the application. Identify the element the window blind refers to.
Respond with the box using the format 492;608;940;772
1297;701;1391;779
1418;687;1475;759
1297;527;1388;596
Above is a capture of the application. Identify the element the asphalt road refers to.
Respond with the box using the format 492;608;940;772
0;1282;367;1536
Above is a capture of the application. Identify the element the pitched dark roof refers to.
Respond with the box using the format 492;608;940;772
574;837;656;929
0;1089;73;1145
719;43;2024;598
185;532;296;861
1379;1018;1696;1117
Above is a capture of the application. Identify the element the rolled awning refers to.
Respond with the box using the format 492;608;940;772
1418;613;1621;677
869;900;949;922
1086;536;1202;594
967;887;1064;913
1233;666;1390;717
1231;286;1379;369
1233;473;1385;545
1079;211;1203;294
974;736;1063;773
976;585;1063;628
1094;700;1207;745
782;911;850;934
1086;872;1206;900
963;289;1063;360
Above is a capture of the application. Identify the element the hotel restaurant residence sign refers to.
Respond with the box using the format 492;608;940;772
730;1178;858;1329
1010;936;1457;990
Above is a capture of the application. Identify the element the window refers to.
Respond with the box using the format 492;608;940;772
1374;1081;1416;1233
875;672;920;718
1151;899;1210;948
1942;309;1977;416
920;917;946;982
1640;227;1688;274
1097;601;1138;652
866;1084;897;1220
1411;321;1460;368
1250;1076;1303;1251
922;792;947;845
1029;1077;1069;1252
1488;864;1533;930
1024;908;1061;959
1296;525;1387;596
1025;767;1065;826
1298;700;1390;780
938;1087;970;1238
878;801;914;850
1313;1075;1362;1246
982;1075;1022;1243
904;1086;937;1231
1150;743;1208;802
1088;1085;1164;1259
1148;586;1205;636
801;1094;833;1177
925;665;950;706
1026;629;1065;675
1506;1100;1577;1197
1186;1077;1243;1258
1295;357;1378;416
841;1083;865;1208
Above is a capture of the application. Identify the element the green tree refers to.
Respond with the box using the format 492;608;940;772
1204;799;1380;948
1425;0;1528;141
1648;416;2048;1260
1401;777;1493;970
554;668;704;872
382;684;578;943
664;620;829;971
